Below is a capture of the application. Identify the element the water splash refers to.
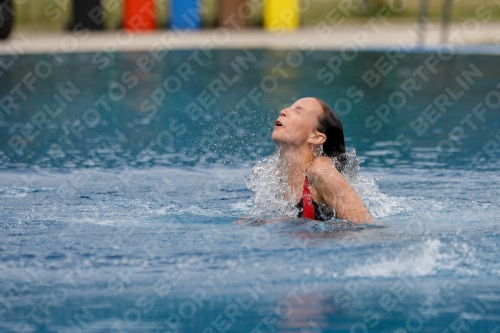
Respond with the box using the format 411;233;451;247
246;149;408;219
344;239;477;278
341;150;410;218
245;150;298;217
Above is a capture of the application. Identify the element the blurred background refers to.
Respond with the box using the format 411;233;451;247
1;0;500;36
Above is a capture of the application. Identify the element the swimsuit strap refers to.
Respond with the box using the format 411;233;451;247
301;173;315;220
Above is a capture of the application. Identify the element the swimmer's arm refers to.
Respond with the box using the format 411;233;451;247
308;157;373;224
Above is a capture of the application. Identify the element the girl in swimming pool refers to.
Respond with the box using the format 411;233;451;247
271;97;373;223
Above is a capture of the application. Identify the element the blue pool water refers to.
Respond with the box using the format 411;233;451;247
1;48;500;332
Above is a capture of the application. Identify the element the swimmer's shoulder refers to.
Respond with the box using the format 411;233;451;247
307;156;343;183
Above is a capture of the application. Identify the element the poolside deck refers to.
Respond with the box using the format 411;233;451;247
0;22;499;55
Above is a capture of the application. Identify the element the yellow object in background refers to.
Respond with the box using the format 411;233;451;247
264;0;300;31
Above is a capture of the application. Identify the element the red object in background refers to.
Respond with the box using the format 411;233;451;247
124;0;156;31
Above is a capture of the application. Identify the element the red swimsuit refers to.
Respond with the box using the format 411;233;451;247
296;175;335;221
300;176;316;219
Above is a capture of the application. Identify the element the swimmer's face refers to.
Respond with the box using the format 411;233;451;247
272;97;325;146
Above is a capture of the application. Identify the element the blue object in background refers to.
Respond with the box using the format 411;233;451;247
170;0;201;29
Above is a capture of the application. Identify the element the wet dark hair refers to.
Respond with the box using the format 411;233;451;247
314;98;347;172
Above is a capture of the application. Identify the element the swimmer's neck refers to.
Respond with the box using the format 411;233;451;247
278;144;316;176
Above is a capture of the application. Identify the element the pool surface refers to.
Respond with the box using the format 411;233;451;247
1;48;500;332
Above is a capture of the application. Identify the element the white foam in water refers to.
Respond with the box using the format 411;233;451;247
341;150;411;218
176;205;223;217
146;204;180;216
344;239;477;278
246;150;298;217
230;201;252;212
246;149;407;219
